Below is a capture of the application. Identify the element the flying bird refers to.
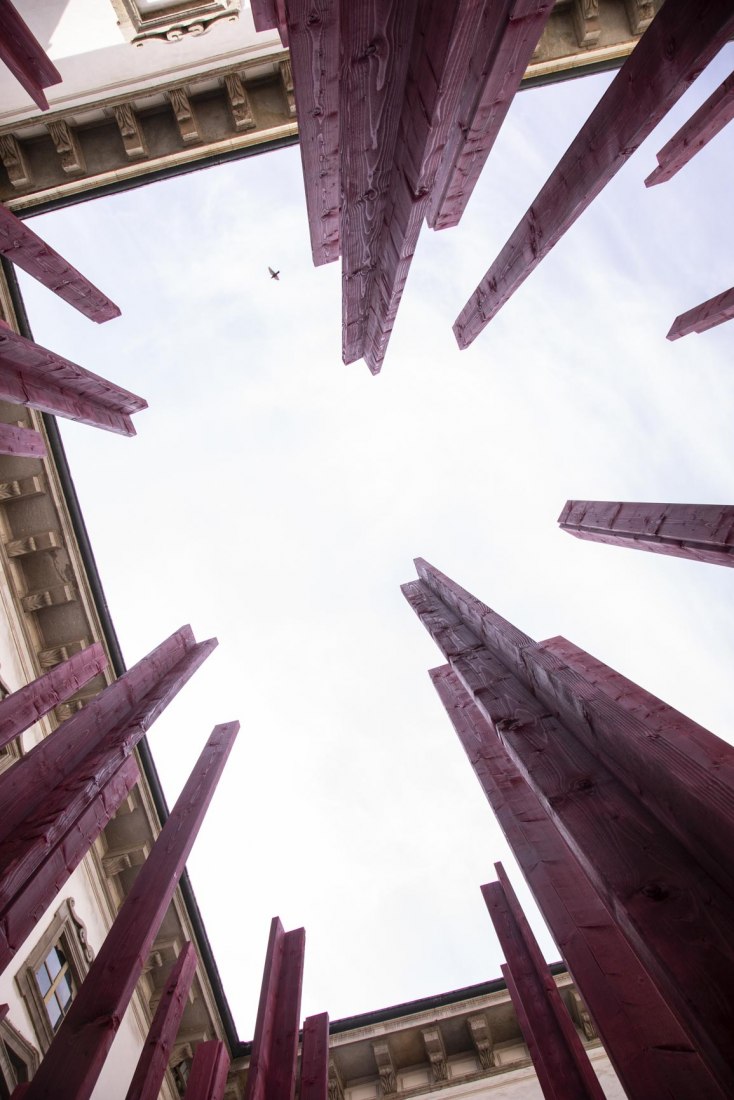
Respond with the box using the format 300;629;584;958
268;266;280;281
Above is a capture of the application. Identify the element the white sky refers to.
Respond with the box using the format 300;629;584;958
15;45;734;1039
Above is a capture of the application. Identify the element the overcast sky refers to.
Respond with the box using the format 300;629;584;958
16;45;734;1038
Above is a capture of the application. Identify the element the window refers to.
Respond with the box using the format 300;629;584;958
0;1018;39;1100
33;943;75;1033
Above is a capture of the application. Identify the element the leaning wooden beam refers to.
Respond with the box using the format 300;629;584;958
0;1;62;112
285;0;339;267
0;205;120;322
0;422;46;457
124;943;198;1100
23;721;239;1100
340;0;419;365
453;0;734;348
0;320;146;435
0;1003;7;1022
482;866;606;1100
301;1014;329;1100
559;500;734;566
427;0;554;232
429;666;722;1100
667;285;734;341
646;71;734;186
0;641;107;750
183;1041;231;1100
250;0;288;45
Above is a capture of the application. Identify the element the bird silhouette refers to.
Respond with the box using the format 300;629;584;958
268;266;280;281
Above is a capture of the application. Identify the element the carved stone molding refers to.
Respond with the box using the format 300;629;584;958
223;73;256;132
467;1015;495;1071
421;1027;447;1082
110;0;241;45
47;121;85;175
570;990;597;1040
101;841;149;879
0;474;43;502
572;0;601;47
38;639;91;669
112;104;148;159
168;87;200;144
328;1057;344;1100
20;584;76;614
279;59;296;117
372;1042;396;1095
0;135;31;189
5;531;61;558
623;0;655;33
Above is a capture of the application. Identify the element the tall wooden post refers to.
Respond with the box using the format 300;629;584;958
23;721;239;1100
559;500;734;566
124;943;198;1100
0;1;62;111
481;865;605;1100
646;71;734;186
183;1041;231;1100
301;1014;329;1100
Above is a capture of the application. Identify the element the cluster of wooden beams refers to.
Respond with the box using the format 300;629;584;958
0;1;61;111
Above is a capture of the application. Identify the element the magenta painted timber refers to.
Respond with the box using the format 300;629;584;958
559;500;734;564
428;0;554;232
453;0;734;348
286;0;340;267
0;641;107;750
0;1003;7;1022
183;1041;230;1100
0;319;145;436
23;721;239;1100
301;1014;329;1100
482;869;605;1100
0;206;120;322
0;422;46;457
340;0;419;365
0;2;62;111
125;943;198;1100
250;0;287;43
646;71;734;186
667;286;734;341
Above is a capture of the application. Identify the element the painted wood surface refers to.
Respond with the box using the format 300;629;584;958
482;868;605;1100
124;942;198;1100
0;1;62;111
560;499;734;564
0;422;46;457
340;0;419;365
286;0;340;267
0;642;107;750
0;319;146;435
22;722;239;1100
183;1040;231;1100
0;1004;7;1022
250;0;287;44
667;285;734;341
453;0;734;348
301;1014;329;1100
646;71;734;186
427;0;553;232
0;205;120;322
405;575;734;1095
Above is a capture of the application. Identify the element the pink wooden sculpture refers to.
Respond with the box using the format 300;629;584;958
667;286;734;341
0;423;45;457
646;71;734;186
183;1040;231;1100
0;1;62;111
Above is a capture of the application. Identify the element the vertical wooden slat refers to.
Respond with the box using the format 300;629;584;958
22;721;239;1100
301;1014;329;1100
245;918;306;1100
646;71;734;186
0;1;62;111
124;943;198;1100
0;423;46;458
183;1040;231;1100
667;286;734;341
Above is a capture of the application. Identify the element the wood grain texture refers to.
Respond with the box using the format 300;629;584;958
0;422;46;457
23;722;239;1100
428;0;553;231
286;0;340;267
183;1040;231;1100
301;1014;329;1100
560;500;734;563
667;286;734;341
429;665;722;1100
340;0;419;366
483;871;606;1100
0;642;107;750
453;0;734;348
0;1;62;111
0;319;145;435
646;71;734;186
0;205;120;322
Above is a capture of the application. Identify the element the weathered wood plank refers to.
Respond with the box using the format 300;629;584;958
559;500;734;564
340;0;419;365
453;0;734;348
667;286;734;341
0;422;45;457
0;642;107;750
301;1014;329;1100
482;868;606;1100
646;71;734;186
23;722;239;1100
428;0;553;231
429;664;721;1100
0;1;62;111
286;0;340;267
183;1040;231;1100
250;0;287;44
0;206;120;322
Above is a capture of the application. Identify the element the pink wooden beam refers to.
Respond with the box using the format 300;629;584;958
0;422;45;457
0;206;120;323
646;71;734;186
23;721;239;1100
427;0;554;232
301;1014;329;1100
667;285;734;341
340;0;420;365
453;0;734;348
250;0;287;45
559;500;734;565
0;641;107;751
0;320;145;436
0;1;62;112
285;0;340;267
183;1041;230;1100
482;866;606;1100
0;1003;7;1022
124;942;198;1100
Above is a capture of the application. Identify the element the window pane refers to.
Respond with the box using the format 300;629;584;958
35;964;51;996
45;948;63;981
47;996;62;1030
57;974;73;1009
